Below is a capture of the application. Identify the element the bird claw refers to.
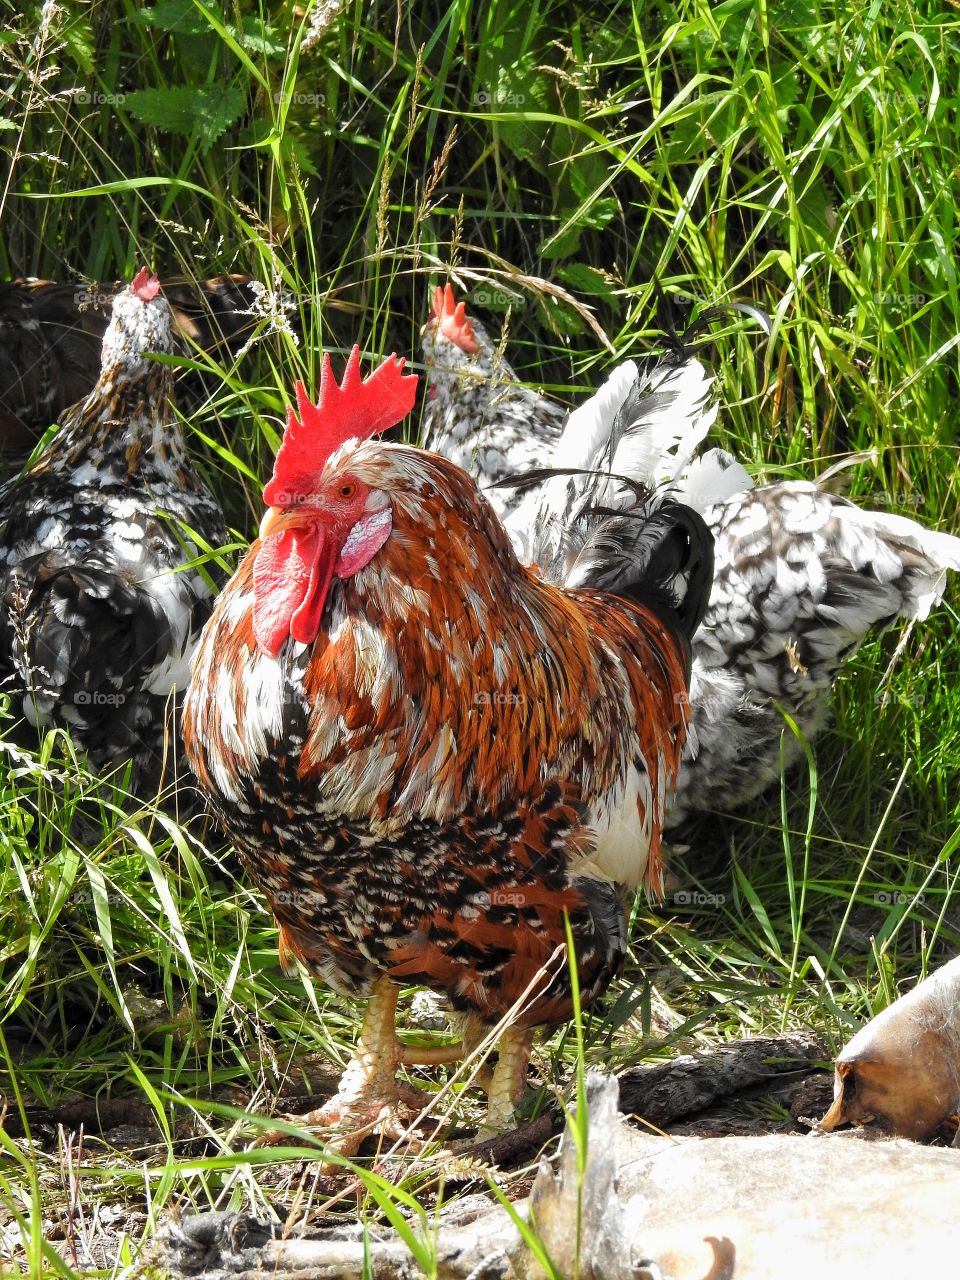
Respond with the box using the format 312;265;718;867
255;1086;433;1159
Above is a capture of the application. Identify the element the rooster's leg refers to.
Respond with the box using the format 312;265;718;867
320;976;424;1118
478;1025;533;1138
262;976;434;1157
396;1041;465;1067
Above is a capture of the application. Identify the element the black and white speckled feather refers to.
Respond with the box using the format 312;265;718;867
0;275;227;789
670;472;960;821
455;346;960;823
420;297;566;523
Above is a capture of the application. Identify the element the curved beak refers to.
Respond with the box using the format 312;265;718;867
258;506;287;541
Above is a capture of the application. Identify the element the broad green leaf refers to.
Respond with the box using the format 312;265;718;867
124;84;246;150
230;18;286;58
130;0;218;35
555;262;616;300
488;55;553;170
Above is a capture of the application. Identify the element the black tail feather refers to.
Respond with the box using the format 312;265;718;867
568;497;715;644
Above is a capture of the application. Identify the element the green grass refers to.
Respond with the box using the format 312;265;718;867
2;0;960;1272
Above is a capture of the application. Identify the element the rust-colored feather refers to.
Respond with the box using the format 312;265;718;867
184;440;699;1034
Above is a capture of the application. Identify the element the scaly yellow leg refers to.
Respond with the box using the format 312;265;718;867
478;1025;533;1138
323;976;404;1112
260;976;431;1157
396;1041;465;1067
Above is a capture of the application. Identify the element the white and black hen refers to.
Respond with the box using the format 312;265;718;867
669;447;960;822
0;272;266;455
0;268;227;791
423;287;960;824
420;283;566;523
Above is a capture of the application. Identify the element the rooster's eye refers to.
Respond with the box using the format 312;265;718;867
338;482;357;500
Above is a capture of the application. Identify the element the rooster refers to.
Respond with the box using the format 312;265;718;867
420;284;566;522
0;268;228;792
182;346;713;1148
0;273;265;455
425;288;960;825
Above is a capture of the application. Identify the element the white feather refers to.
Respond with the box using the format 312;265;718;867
551;360;640;471
676;448;754;511
505;355;720;580
611;357;718;488
572;762;654;890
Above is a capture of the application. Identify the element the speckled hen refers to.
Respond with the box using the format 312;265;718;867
668;461;960;821
182;347;713;1146
0;272;265;453
420;284;566;522
0;269;227;791
424;289;960;824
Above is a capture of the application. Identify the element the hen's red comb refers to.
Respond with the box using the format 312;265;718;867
431;284;479;355
263;345;418;506
131;267;161;302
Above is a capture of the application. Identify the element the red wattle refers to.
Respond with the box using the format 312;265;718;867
290;540;338;644
253;526;337;656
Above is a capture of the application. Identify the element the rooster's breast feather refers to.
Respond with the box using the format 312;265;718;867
185;446;698;883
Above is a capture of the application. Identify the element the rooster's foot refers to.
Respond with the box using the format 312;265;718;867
443;1022;534;1149
257;977;441;1158
476;1024;533;1140
263;1093;428;1159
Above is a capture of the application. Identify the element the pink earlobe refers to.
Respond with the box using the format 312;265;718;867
335;509;393;578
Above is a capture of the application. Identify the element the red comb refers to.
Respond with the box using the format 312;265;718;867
131;267;161;302
431;283;479;355
263;346;418;506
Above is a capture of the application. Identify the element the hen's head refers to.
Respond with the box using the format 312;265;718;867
101;267;174;378
421;284;496;374
253;347;419;656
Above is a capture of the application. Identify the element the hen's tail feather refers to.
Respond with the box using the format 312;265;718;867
603;355;717;490
544;355;717;487
569;498;715;647
505;354;719;582
833;499;960;622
